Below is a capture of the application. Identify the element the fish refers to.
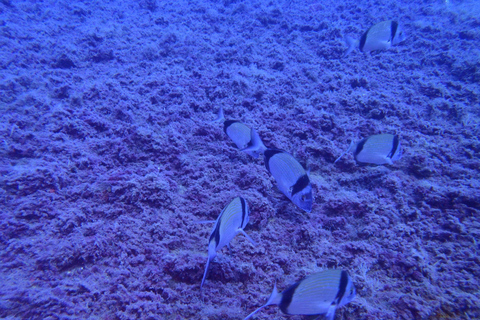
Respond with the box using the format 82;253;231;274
200;196;256;289
264;148;313;212
214;107;267;158
224;121;267;158
244;269;356;320
334;134;402;165
344;20;407;56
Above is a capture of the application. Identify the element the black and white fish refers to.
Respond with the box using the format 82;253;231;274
244;269;356;320
334;134;402;165
200;197;256;288
264;149;313;212
214;107;267;158
224;121;267;158
344;20;407;56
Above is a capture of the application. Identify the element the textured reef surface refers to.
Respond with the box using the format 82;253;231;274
1;0;479;319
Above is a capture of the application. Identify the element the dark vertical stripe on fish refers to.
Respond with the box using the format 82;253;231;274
359;28;370;52
209;214;222;246
354;137;368;158
223;120;239;134
264;149;284;172
246;129;254;148
390;21;399;42
291;174;310;197
387;135;399;159
279;281;301;314
240;197;247;226
334;270;349;305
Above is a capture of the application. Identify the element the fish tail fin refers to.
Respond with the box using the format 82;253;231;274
392;143;403;162
239;229;257;247
342;36;358;57
241;128;267;158
200;257;211;289
243;282;280;320
334;140;355;164
200;249;216;289
212;107;225;123
265;281;280;306
243;305;267;320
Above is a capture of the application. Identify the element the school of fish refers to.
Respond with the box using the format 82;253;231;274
197;20;407;320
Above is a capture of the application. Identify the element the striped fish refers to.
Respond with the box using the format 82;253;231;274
334;134;402;165
224;121;266;158
214;107;266;158
200;197;256;288
344;20;407;56
244;270;356;320
264;149;313;212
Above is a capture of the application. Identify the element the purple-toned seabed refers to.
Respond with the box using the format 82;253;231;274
0;0;479;319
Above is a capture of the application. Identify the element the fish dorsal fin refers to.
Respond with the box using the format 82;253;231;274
334;140;355;164
243;282;280;320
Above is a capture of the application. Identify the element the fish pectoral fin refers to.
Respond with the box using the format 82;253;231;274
324;304;336;320
384;156;394;165
381;40;392;47
239;229;257;247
